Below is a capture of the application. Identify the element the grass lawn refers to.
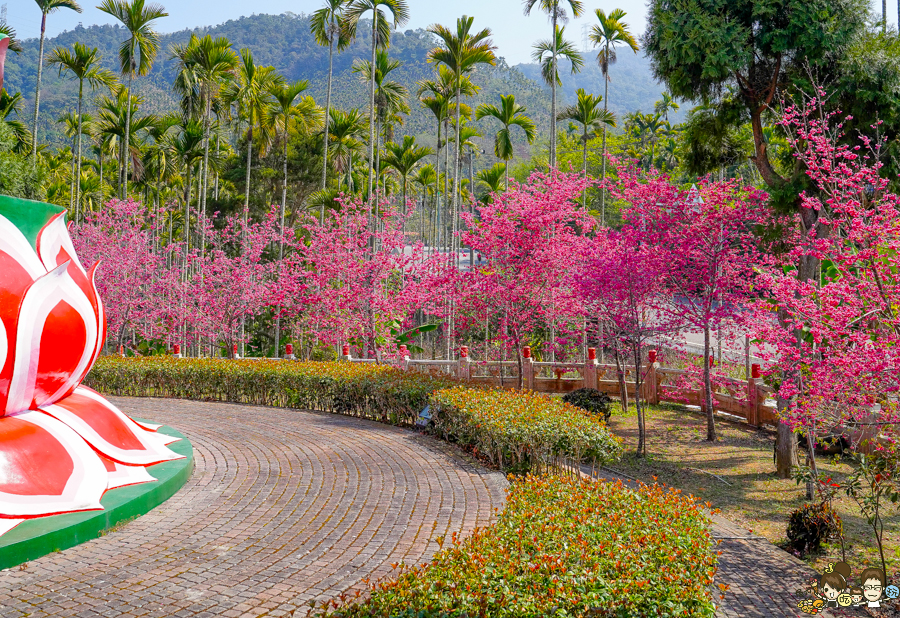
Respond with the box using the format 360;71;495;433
602;400;900;574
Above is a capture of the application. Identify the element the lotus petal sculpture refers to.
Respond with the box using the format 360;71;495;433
0;196;182;535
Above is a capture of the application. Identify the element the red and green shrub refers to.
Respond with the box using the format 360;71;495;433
315;474;718;618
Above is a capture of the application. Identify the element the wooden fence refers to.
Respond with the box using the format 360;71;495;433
341;344;779;429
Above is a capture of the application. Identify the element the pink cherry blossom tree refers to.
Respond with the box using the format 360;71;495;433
458;171;595;388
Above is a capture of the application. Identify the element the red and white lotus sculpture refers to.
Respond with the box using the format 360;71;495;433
0;197;183;537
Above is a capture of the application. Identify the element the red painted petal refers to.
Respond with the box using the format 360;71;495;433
0;410;107;517
36;213;104;386
76;385;165;433
0;214;46;414
40;388;183;466
6;263;99;413
99;455;155;490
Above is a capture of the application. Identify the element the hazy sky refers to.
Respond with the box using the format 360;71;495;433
6;0;891;66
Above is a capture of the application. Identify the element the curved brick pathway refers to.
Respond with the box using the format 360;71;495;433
0;398;508;618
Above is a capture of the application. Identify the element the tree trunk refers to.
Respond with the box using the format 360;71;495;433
600;56;610;225
582;134;588;209
244;127;253;234
32;13;48;167
550;11;557;168
201;90;212;259
122;69;135;199
76;79;84;224
274;124;288;358
453;84;462;264
366;18;377;203
435;117;442;250
321;24;335;207
704;325;716;441
632;342;647;457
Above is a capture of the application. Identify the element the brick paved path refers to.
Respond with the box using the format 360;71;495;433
0;398;508;618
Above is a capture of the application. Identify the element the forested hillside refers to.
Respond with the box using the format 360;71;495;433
5;11;674;152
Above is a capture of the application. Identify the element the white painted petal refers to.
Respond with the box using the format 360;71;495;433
36;212;85;274
6;263;99;413
0;213;45;280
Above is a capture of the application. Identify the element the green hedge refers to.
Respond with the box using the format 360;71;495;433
431;387;623;472
314;474;718;618
85;357;622;471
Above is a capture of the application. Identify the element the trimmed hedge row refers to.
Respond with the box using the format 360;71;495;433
85;357;622;470
85;357;453;425
315;474;718;618
431;387;623;472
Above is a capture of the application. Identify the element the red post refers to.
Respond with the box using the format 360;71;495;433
522;346;532;359
173;343;181;357
233;344;239;359
342;344;350;357
118;345;125;357
399;345;409;357
648;349;657;364
460;345;468;358
587;347;596;361
751;363;761;379
285;343;293;356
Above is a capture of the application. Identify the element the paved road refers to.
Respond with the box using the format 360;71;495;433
0;399;508;618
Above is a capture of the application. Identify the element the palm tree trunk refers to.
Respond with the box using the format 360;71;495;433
435;118;442;249
122;69;135;199
582;132;588;209
600;55;610;226
366;16;377;204
453;84;462;263
550;11;557;168
321;24;336;213
884;0;888;31
201;92;212;259
31;13;48;167
244;127;253;235
275;127;288;359
76;79;84;224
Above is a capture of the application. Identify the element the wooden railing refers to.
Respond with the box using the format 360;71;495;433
342;345;779;429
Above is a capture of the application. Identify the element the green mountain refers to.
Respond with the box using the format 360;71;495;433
4;12;676;162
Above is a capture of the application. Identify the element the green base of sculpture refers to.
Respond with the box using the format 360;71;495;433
0;424;193;571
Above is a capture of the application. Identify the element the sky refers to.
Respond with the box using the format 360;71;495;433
5;0;892;66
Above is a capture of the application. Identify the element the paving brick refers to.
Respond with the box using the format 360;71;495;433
0;398;508;617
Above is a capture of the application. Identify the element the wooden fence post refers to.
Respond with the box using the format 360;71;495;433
747;363;761;426
585;348;598;389
523;346;535;390
457;346;471;380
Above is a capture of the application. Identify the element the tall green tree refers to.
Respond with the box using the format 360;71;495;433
353;49;409;203
223;49;281;231
644;0;869;478
326;107;367;191
31;0;83;166
98;0;168;199
532;25;584;90
557;88;615;208
47;42;115;222
311;0;350;197
267;79;317;354
382;135;432;222
183;35;237;238
342;0;410;203
427;16;496;259
654;91;679;122
589;8;638;224
476;94;536;189
522;0;584;168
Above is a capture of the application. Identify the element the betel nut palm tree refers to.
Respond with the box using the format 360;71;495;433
382;135;432;221
98;0;168;199
475;94;536;190
31;0;83;166
557;88;616;208
427;16;496;260
590;8;638;224
522;0;583;168
342;0;410;203
47;42;115;222
310;0;351;197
